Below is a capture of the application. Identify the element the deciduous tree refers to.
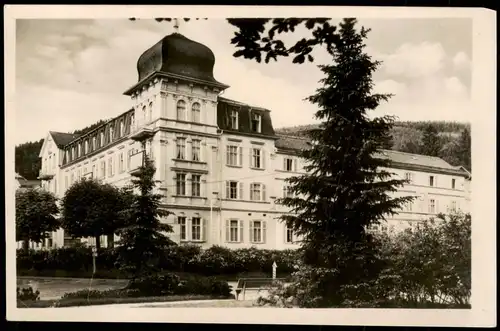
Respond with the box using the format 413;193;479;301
16;188;59;251
60;178;128;249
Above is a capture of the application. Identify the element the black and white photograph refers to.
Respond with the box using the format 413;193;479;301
5;5;496;327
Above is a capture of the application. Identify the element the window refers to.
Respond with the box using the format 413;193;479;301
230;110;238;130
131;114;135;130
226;219;243;243
404;172;413;184
177;100;186;121
119;153;124;173
226;181;243;200
404;201;413;212
251;148;263;169
450;200;457;212
191;217;202;241
148;102;153;122
108;157;114;177
142;105;147;123
429;176;435;187
178;217;187;241
77;169;81;180
283;186;293;198
84;141;88;155
120;120;125;137
176;138;186;159
226;145;242;166
429;199;436;214
101;161;106;178
285;225;295;244
452;178;456;189
109;126;114;143
250;183;266;201
284;157;294;172
191;102;201;123
250;220;266;243
176;173;186;195
83;167;88;177
92;137;96;151
192;139;201;161
251;113;262;133
92;165;97;178
71;173;75;184
100;132;104;147
191;174;201;197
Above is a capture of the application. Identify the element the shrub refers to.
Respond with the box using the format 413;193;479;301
17;286;40;301
126;273;232;297
17;245;300;278
61;288;141;299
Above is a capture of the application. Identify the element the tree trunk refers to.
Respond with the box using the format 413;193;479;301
95;236;101;249
107;234;114;248
22;239;30;252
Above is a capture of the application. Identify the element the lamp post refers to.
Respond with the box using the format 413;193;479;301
92;246;98;275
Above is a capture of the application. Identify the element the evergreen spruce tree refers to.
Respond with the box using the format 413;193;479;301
420;124;442;157
115;155;175;280
278;18;413;308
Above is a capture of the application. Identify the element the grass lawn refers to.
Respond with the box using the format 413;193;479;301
17;295;232;308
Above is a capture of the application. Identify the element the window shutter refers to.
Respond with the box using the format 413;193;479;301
262;221;267;243
261;150;265;169
225;181;230;199
226;146;230;165
249;221;254;243
225;220;230;242
262;184;267;201
283;157;286;171
239;182;244;200
238;147;243;166
294;159;298;172
249;148;253;167
202;219;207;241
239;220;244;242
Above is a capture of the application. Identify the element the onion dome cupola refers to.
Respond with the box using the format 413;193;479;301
124;33;228;95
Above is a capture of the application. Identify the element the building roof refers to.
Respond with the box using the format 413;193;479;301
130;33;227;92
50;131;81;148
274;134;469;176
217;97;276;138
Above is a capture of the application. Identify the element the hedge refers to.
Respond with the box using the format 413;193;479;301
16;245;299;278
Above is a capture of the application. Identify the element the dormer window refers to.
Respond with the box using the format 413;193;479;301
231;110;239;130
251;113;262;133
192;102;201;123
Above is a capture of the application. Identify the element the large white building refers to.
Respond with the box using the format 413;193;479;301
32;32;471;250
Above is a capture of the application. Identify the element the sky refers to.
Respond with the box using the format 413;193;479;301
15;18;472;145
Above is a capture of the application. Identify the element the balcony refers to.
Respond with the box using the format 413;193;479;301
38;169;55;180
129;122;156;141
129;150;144;175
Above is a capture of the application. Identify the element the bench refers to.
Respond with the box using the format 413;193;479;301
234;278;286;300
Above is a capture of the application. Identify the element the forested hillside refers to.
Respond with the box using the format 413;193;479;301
15;120;471;180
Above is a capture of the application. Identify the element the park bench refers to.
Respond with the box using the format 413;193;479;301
234;278;286;301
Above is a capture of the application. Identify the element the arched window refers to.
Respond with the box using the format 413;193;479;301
148;102;153;122
177;100;186;121
142;106;147;123
191;102;201;123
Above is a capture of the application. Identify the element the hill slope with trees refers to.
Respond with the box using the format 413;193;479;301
15;120;471;180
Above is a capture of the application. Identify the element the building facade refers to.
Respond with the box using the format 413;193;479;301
32;32;471;250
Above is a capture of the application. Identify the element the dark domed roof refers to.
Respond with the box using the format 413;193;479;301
136;33;224;86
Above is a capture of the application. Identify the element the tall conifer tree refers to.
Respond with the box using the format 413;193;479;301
278;18;413;307
116;155;174;280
